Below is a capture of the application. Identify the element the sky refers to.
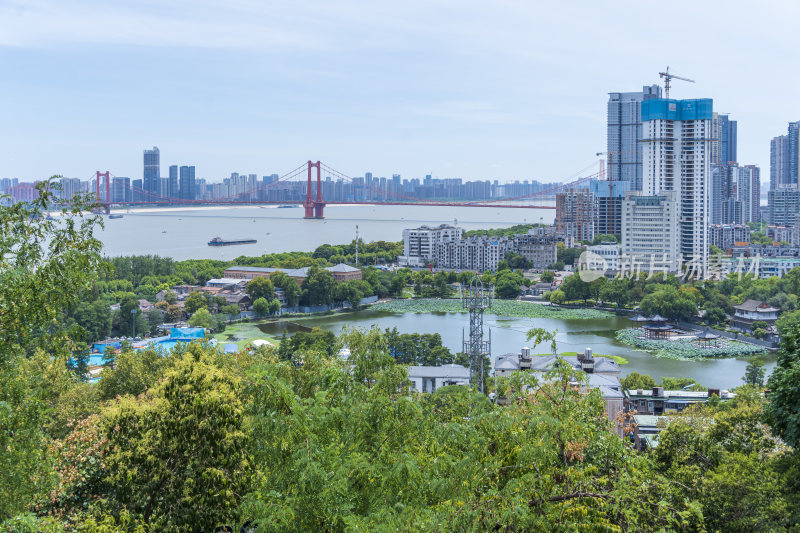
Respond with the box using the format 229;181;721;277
1;0;798;184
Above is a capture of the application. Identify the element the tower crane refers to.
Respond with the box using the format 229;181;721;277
659;66;695;99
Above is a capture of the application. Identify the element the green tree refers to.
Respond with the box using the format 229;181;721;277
72;299;113;343
252;296;270;317
246;276;275;302
221;303;241;318
766;310;800;447
591;233;617;244
101;349;251;530
268;298;282;315
548;288;565;304
621;372;656;390
743;359;766;387
539;270;555;283
300;266;335;306
183;291;207;315
0;179;105;519
97;347;167;401
188;308;214;330
640;284;698;321
270;271;300;307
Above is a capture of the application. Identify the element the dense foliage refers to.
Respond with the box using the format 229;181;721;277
3;188;800;531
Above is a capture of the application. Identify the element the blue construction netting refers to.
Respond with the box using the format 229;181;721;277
170;327;205;339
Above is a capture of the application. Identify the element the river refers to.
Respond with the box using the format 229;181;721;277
96;204;555;260
255;309;776;390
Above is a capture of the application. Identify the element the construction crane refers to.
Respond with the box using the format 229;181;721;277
659;66;695;99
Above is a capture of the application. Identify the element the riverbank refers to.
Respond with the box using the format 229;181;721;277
370;298;614;319
615;328;768;360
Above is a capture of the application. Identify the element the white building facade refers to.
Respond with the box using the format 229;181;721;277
621;191;681;274
399;224;463;267
642;98;713;275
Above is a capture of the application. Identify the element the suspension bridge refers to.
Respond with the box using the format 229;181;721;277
91;161;600;216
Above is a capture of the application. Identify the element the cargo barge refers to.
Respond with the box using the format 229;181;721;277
208;237;257;246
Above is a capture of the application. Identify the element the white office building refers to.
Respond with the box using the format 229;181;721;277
621;191;681;274
642;98;713;275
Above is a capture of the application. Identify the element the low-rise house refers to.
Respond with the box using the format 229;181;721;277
137;299;155;311
731;299;779;331
407;364;471;393
494;347;624;430
224;264;362;283
205;278;248;289
631;414;668;450
625;387;735;416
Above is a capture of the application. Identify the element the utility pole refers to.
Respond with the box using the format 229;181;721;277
462;276;492;393
131;308;136;339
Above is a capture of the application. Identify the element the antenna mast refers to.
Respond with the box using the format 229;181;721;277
462;276;492;393
355;225;359;265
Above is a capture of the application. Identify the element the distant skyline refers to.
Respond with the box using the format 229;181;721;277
1;0;798;183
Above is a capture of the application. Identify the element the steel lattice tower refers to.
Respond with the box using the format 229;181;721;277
462;277;492;393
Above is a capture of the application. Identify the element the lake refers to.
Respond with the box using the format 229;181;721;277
256;309;776;389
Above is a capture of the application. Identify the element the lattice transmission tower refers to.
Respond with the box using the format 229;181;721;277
462;276;493;393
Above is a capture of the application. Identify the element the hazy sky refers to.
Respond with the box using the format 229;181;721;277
1;0;798;183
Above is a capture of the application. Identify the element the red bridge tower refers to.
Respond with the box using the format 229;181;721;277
95;171;110;214
303;160;325;219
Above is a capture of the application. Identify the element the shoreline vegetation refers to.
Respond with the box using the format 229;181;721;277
370;298;615;319
615;328;768;360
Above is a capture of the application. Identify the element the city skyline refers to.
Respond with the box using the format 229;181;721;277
1;1;799;182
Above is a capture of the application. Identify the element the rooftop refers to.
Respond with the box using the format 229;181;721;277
407;364;470;379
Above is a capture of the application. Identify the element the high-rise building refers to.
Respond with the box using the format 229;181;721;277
711;113;737;165
169;165;179;201
790;121;800;188
768;188;800;227
642;98;713;273
58;177;82;201
143;146;160;200
621;191;681;273
606;85;662;191
399;224;462;267
738;165;760;223
111;177;131;203
770;135;790;190
589;179;630;237
556;189;595;244
132;179;143;202
179;165;196;201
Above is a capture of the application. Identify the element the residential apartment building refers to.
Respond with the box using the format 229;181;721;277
436;234;513;272
642;98;713;273
738;165;760;223
399;224;462;267
768;188;800;227
556;189;595;243
711;113;737;165
589;178;631;237
709;224;750;250
179;165;196;201
606;85;662;191
621;191;681;274
512;228;558;268
143;146;160;199
770;135;790;190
